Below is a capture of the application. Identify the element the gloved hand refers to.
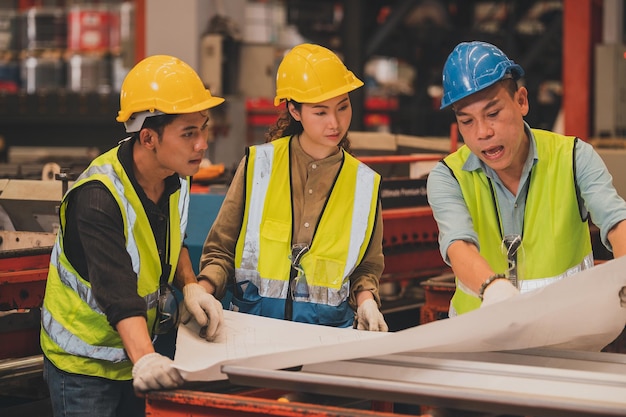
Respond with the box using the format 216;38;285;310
180;283;224;341
480;279;520;308
356;299;388;332
132;352;183;392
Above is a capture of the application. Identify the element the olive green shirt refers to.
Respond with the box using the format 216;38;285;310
198;136;384;309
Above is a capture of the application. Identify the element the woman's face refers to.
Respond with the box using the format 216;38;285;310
289;93;352;160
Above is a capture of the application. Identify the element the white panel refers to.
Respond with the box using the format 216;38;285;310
594;44;626;137
145;0;209;70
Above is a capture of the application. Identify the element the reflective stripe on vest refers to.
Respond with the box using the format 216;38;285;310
41;306;128;362
451;252;594;318
49;241;160;313
518;252;594;292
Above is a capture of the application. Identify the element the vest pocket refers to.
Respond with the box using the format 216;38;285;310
309;256;345;289
261;218;290;242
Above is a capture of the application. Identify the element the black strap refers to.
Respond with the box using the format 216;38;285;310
284;266;298;321
284;243;309;321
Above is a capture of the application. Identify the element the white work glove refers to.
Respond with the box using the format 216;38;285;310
480;279;520;308
181;283;224;341
132;352;183;392
356;299;389;332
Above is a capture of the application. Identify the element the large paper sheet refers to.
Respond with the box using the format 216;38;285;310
174;256;626;381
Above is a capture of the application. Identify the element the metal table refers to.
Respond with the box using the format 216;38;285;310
222;348;626;417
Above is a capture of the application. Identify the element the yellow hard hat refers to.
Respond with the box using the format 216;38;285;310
116;55;224;127
274;43;363;106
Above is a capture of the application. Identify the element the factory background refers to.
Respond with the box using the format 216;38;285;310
1;0;626;416
0;0;624;171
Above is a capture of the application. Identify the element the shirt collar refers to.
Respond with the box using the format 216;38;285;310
118;137;181;200
291;135;344;166
462;121;538;178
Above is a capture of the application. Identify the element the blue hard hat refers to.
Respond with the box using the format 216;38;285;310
440;41;524;109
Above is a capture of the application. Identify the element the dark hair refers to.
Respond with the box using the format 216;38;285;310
265;100;352;153
502;78;519;98
130;113;180;141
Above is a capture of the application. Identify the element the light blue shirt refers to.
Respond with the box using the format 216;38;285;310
427;123;626;264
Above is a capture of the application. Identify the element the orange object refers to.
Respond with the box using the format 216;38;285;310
193;163;225;182
145;389;400;417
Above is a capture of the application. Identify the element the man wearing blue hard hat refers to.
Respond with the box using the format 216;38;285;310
427;41;626;316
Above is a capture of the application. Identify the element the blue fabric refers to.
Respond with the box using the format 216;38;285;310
230;281;353;328
427;123;626;264
43;356;144;417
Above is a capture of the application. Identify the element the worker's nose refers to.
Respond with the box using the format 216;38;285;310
476;119;494;139
328;114;341;131
195;137;208;153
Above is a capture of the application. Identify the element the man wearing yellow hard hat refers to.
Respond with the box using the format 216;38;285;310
40;55;224;417
199;43;388;331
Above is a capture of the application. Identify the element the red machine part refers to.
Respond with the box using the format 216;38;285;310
145;389;411;417
381;206;445;278
419;274;455;324
359;154;451;290
0;248;50;311
0;247;51;360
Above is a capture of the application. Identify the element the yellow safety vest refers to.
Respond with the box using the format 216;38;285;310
233;137;380;326
40;145;188;380
444;129;593;314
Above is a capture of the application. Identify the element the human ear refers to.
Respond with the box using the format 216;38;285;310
517;87;530;116
139;128;155;147
288;102;301;121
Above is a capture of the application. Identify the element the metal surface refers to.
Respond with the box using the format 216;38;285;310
223;348;626;417
0;179;66;232
0;231;55;252
0;355;43;382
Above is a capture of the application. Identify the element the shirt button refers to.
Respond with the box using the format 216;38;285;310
308;189;313;194
514;203;518;208
304;222;310;228
311;164;317;169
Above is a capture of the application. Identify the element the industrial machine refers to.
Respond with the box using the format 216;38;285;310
0;179;65;361
0;179;63;414
0;230;55;414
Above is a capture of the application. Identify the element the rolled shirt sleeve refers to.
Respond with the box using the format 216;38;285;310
575;140;626;251
427;161;479;265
